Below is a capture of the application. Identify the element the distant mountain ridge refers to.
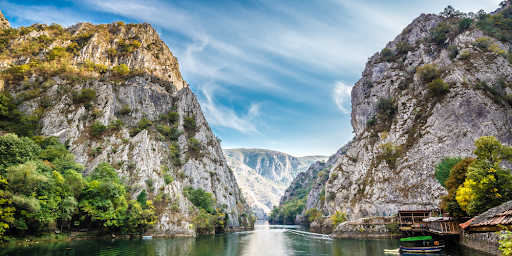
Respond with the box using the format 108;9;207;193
223;148;328;219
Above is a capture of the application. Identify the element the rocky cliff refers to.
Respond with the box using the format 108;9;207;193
281;3;512;223
223;148;327;219
0;12;253;236
269;142;350;224
326;7;512;219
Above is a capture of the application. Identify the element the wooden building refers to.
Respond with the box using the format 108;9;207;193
423;217;460;235
398;210;431;233
398;210;432;236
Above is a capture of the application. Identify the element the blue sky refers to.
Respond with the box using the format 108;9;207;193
4;0;502;156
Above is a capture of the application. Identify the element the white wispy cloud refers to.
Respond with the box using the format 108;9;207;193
199;83;261;134
332;81;353;113
0;1;86;26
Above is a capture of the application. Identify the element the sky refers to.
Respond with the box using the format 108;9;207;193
3;0;503;156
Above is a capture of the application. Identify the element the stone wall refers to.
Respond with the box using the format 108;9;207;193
460;231;501;256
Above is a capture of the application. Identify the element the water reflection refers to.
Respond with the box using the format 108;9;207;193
0;221;489;256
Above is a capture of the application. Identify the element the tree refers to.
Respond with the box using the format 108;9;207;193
441;158;475;217
0;174;15;239
79;162;128;230
330;211;347;225
124;200;156;235
456;136;512;216
137;190;147;206
185;187;214;213
459;18;473;31
0;93;10;117
0;133;41;170
184;117;196;130
435;157;463;188
113;64;130;76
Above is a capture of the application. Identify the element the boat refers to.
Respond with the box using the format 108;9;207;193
384;248;399;254
399;236;444;253
142;236;153;239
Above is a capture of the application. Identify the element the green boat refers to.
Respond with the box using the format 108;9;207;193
400;236;445;253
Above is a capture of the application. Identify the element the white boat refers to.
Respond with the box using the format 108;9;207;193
142;236;153;239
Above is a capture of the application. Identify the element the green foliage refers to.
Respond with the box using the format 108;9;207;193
184;187;214;213
416;64;439;82
136;190;147;206
155;124;182;140
366;115;377;127
192;209;216;234
137;118;152;130
0;174;15;239
124;199;156;235
431;22;451;45
72;88;96;105
187;138;202;152
0;133;42;170
330;211;347;225
39;143;69;162
459;18;473;31
435;157;463;188
184;117;196;130
106;48;117;57
428;78;450;96
447;45;459;60
377;142;401;167
119;104;131;115
164;111;179;123
376;97;397;117
90;121;107;138
396;42;412;54
130;118;153;137
456;136;512;216
385;222;400;235
459;51;470;60
305;208;321;223
108;119;124;130
475;80;512;106
112;64;130;76
442;158;475;217
476;7;512;43
170;142;181;166
269;180;313;224
498;224;512;256
473;37;493;49
163;167;174;185
47;47;69;61
80;162;128;229
0;93;40;137
164;174;174;185
381;48;395;61
83;61;108;74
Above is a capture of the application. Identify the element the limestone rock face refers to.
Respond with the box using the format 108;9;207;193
0;10;10;30
223;148;327;219
324;13;512;220
279;9;512;224
270;142;349;224
1;12;252;236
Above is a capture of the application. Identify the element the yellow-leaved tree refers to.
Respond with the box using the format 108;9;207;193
0;174;15;239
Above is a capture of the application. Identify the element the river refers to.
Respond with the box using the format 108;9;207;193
0;221;489;256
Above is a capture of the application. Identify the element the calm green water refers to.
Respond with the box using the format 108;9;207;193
0;221;488;256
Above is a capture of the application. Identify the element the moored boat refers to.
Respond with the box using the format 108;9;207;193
399;236;444;253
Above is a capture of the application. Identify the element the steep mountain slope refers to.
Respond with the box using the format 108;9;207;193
0;13;253;236
223;148;327;219
269;142;350;224
280;4;512;222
